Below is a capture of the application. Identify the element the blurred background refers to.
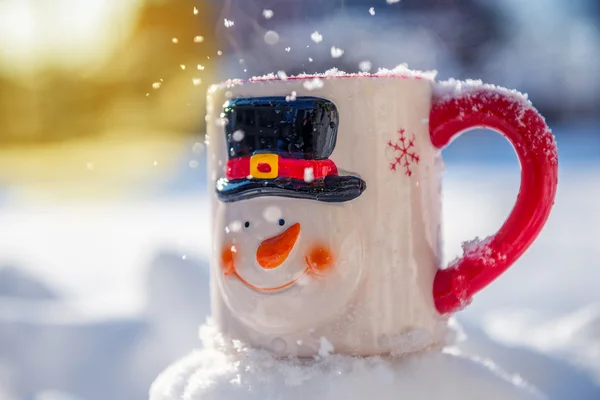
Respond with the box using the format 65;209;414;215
0;0;599;399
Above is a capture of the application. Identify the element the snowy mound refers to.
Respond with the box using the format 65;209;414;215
0;266;58;300
150;322;544;400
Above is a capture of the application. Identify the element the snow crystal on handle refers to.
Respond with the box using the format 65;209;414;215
434;79;531;108
433;79;558;165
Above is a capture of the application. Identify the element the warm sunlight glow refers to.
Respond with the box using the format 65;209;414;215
0;0;143;74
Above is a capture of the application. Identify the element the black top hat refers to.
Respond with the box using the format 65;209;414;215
215;96;366;203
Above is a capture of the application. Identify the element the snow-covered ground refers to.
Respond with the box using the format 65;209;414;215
0;129;598;399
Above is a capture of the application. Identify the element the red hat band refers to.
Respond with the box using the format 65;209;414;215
226;154;338;181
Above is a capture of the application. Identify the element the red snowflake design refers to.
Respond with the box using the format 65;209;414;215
387;129;420;176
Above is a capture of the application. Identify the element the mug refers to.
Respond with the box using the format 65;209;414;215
205;68;558;357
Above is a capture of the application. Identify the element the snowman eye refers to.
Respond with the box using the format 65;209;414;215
244;221;250;228
278;219;285;226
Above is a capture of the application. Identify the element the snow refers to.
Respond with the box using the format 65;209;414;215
0;267;57;300
310;31;323;44
433;78;559;166
358;60;372;72
276;70;288;80
318;336;335;358
330;46;344;58
302;77;324;91
285;91;297;101
211;64;438;89
303;167;315;183
262;9;273;19
149;321;543;400
434;78;531;108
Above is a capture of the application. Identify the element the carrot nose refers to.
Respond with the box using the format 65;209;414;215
256;223;300;269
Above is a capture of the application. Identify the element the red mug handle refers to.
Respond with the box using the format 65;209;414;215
430;83;559;314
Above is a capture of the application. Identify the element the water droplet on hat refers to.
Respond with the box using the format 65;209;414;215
216;117;229;127
285;91;297;101
232;129;245;142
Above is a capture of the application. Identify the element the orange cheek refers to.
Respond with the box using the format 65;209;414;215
306;245;335;275
221;245;236;276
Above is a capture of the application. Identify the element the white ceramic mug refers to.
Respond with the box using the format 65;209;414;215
205;68;558;357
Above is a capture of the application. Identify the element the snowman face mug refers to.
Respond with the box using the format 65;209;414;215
206;69;558;358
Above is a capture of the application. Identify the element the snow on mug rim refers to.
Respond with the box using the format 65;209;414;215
208;64;438;92
207;64;532;111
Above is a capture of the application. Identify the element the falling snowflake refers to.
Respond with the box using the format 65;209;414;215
387;129;419;176
311;31;323;43
330;46;344;58
359;60;372;72
224;19;234;28
263;9;274;19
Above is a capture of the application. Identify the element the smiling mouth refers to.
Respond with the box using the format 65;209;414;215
231;267;310;292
